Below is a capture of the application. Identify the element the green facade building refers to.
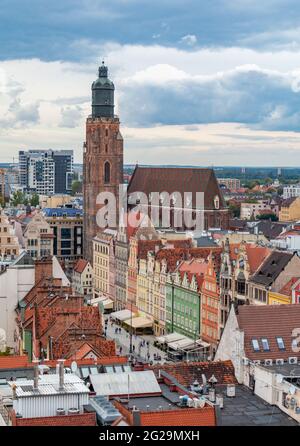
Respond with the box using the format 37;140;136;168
166;271;201;340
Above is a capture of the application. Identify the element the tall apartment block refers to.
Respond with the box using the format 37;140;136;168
18;149;74;195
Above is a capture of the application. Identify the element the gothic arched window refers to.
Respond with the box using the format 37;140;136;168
104;161;110;184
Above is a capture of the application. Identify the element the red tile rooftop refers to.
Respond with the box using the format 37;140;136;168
73;258;89;273
245;244;271;274
178;258;208;276
237;304;300;361
149;360;237;388
279;277;300;297
0;354;128;370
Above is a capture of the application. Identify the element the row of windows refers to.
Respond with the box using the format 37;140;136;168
202;310;218;323
251;336;291;352
94;256;108;267
253;288;267;303
174;314;197;331
204;281;217;292
94;243;109;255
202;295;219;309
202;324;218;340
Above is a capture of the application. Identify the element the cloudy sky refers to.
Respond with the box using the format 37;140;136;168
1;0;300;165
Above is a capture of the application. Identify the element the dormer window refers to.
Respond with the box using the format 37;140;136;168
252;339;260;352
214;195;220;210
277;337;285;350
261;338;270;351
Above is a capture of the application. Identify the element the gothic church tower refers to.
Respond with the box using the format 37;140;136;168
83;62;123;262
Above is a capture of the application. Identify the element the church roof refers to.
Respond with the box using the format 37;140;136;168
127;166;226;210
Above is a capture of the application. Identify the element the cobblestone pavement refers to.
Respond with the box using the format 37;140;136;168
103;315;168;365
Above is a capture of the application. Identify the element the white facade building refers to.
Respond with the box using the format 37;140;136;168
283;185;300;200
0;252;35;351
0;253;70;352
271;234;300;251
254;364;300;423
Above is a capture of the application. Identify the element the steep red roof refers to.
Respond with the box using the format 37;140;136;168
156;247;221;272
237;304;300;361
140;407;216;426
74;343;100;360
245;245;271;274
150;360;237;387
138;240;161;259
128;166;226;210
279;277;300;297
74;259;89;274
178;258;207;276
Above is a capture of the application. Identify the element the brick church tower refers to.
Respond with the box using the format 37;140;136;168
83;62;123;262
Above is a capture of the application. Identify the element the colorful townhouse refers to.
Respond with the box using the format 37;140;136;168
166;259;207;341
200;252;221;356
248;251;300;305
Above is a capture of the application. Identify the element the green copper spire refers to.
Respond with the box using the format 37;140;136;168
91;61;115;118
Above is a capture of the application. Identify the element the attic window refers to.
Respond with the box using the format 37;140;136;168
261;338;270;351
276;337;285;350
252;339;260;352
214;195;220;210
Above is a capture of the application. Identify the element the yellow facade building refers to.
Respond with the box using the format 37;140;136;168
0;209;20;259
92;229;116;308
279;197;300;222
268;291;291;305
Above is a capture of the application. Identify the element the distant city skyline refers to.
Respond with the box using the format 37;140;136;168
1;1;300;165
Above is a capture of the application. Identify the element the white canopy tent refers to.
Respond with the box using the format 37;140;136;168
156;332;187;345
110;309;134;321
123;316;153;329
168;337;197;351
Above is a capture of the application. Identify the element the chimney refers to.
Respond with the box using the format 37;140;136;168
33;360;40;391
58;359;65;391
11;383;17;400
132;407;141;426
34;258;53;284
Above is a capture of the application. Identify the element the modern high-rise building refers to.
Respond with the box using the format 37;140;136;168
83;62;124;262
18;149;73;195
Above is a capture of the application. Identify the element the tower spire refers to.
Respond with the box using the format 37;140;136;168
92;61;114;118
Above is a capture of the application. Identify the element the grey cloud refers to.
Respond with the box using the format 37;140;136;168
59;105;83;128
0;79;40;129
120;67;300;132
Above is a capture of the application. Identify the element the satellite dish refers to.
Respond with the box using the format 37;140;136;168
71;361;78;373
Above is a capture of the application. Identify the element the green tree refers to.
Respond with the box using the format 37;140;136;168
229;203;240;218
264;177;272;185
72;180;82;195
30;193;39;207
257;213;278;222
11;190;26;207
